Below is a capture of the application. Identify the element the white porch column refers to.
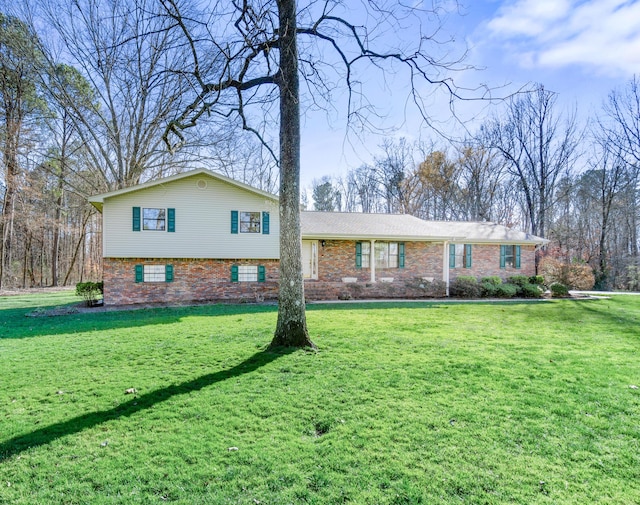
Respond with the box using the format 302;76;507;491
370;239;376;283
443;241;450;296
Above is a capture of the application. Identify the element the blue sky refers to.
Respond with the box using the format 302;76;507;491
299;0;640;188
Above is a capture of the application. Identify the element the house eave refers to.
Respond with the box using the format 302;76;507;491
301;234;548;245
87;168;279;212
301;233;464;242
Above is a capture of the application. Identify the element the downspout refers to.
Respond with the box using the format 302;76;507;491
370;239;376;283
443;241;450;296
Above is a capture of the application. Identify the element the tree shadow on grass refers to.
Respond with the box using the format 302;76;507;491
557;298;640;337
0;302;279;340
0;346;295;462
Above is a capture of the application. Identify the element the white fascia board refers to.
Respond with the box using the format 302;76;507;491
88;168;279;212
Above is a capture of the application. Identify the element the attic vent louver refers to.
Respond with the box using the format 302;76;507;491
196;179;207;189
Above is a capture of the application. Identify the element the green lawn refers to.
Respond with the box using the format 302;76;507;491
0;293;639;504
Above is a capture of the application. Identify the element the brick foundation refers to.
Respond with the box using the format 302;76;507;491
103;258;279;306
103;243;537;305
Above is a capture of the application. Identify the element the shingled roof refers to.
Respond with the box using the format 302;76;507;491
300;211;547;244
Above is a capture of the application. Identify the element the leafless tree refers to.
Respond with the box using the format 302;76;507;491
160;0;473;346
486;85;579;252
347;164;380;213
598;76;640;265
0;13;46;288
455;141;507;222
33;0;211;192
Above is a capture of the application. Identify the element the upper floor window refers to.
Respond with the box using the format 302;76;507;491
231;210;270;234
133;207;175;232
240;212;261;233
143;208;166;231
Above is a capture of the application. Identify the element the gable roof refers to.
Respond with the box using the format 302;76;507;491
300;211;547;244
88;168;278;212
87;169;546;245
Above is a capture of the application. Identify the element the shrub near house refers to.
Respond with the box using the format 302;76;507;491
450;275;544;299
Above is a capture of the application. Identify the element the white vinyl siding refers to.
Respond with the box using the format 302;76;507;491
101;174;279;259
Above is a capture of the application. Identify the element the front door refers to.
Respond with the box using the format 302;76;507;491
302;240;318;279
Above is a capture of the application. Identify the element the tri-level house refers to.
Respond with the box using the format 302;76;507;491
89;168;546;306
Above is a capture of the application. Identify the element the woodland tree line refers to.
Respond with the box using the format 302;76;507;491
310;84;640;290
1;1;639;292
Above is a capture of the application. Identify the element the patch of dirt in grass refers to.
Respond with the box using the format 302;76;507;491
26;305;82;317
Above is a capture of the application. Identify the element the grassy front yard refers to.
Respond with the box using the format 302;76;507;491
0;293;639;504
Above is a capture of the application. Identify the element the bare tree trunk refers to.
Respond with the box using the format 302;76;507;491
62;210;91;286
271;0;314;348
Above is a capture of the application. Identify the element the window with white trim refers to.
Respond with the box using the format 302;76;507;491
144;265;166;282
240;212;261;233
500;245;521;269
361;242;371;268
375;242;399;269
238;265;258;282
143;208;166;231
450;244;472;269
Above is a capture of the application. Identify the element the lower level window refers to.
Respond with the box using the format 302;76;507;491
375;242;399;269
144;265;166;282
231;264;266;282
500;245;521;269
238;265;258;282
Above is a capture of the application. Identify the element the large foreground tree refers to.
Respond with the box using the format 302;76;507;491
161;0;472;347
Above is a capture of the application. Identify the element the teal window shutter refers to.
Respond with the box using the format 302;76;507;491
449;244;456;268
231;211;239;234
262;212;270;234
500;245;506;269
135;264;143;282
398;242;405;268
167;208;175;232
231;265;239;282
165;264;174;282
132;207;141;231
465;244;472;268
355;242;362;268
258;265;266;282
515;245;521;269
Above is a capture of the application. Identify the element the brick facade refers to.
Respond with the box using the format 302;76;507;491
448;244;536;281
103;258;279;306
302;240;447;300
102;243;537;305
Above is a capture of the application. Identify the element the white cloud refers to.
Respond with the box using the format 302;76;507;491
484;0;640;76
487;0;571;37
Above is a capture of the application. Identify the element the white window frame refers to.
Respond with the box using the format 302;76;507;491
361;242;371;269
144;265;166;282
143;208;166;231
505;246;516;267
239;212;261;233
237;265;258;282
375;242;399;269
